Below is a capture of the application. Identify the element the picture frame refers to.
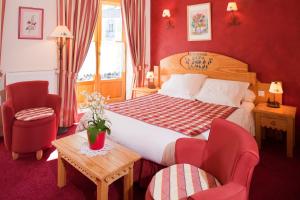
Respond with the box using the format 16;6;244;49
187;3;212;41
18;7;44;40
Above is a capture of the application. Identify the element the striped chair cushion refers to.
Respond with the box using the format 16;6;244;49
15;107;54;121
149;164;221;200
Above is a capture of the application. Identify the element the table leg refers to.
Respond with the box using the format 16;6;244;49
97;180;108;200
293;120;296;147
262;127;266;140
255;114;262;149
124;165;134;200
57;153;67;188
287;119;294;158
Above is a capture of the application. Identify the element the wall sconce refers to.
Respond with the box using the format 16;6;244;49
227;2;240;25
162;9;174;29
50;25;73;61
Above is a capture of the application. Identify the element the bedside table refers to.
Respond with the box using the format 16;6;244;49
253;103;297;157
132;87;159;98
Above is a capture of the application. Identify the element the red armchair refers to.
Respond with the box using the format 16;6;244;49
146;119;259;200
2;81;61;160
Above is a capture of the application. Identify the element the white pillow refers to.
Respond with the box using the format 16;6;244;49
243;89;256;103
158;74;207;99
195;78;250;107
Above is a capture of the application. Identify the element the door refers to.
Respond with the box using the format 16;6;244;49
76;0;126;105
97;2;126;102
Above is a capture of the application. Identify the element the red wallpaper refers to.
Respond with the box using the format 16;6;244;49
151;0;300;132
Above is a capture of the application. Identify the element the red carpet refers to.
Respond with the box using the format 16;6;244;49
250;139;300;200
0;127;299;200
0;126;145;200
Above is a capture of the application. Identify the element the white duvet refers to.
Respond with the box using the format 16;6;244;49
98;101;255;165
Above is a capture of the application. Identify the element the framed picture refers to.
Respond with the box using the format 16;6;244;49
18;7;44;40
187;3;212;41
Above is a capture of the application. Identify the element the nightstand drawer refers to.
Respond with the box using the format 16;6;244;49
260;115;287;131
135;91;149;98
133;87;159;98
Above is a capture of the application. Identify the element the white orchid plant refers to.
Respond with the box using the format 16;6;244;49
81;91;111;144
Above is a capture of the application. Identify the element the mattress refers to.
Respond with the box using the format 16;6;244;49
101;101;255;165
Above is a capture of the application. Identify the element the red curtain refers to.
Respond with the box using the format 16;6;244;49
57;0;99;127
122;0;146;88
0;0;5;68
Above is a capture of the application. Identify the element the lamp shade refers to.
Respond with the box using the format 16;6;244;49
227;2;238;11
269;82;283;94
146;71;155;79
162;9;171;18
50;26;73;38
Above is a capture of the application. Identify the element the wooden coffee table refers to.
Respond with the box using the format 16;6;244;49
52;132;141;200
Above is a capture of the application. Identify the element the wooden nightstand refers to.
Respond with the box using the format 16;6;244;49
132;87;159;98
253;103;297;157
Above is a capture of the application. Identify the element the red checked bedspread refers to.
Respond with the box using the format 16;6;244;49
106;94;237;136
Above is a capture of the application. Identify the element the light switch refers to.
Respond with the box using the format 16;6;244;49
258;90;265;97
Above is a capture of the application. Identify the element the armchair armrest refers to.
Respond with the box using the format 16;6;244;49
175;138;207;167
189;183;247;200
2;101;15;151
46;94;61;128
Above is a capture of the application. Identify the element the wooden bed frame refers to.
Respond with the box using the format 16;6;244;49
154;52;282;104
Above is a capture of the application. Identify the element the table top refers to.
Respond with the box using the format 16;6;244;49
52;132;141;181
253;103;297;118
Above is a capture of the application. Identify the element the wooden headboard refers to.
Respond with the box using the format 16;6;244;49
154;52;282;104
155;52;256;87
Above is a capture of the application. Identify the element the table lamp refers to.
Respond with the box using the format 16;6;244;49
268;81;283;108
146;71;156;89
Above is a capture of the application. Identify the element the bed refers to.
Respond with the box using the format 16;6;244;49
99;52;257;165
79;52;259;163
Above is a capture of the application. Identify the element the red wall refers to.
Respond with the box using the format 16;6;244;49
151;0;300;132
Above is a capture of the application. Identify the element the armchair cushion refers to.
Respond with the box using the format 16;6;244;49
14;113;56;128
15;107;54;121
148;164;220;200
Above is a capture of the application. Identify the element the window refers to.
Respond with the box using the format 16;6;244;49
77;1;126;104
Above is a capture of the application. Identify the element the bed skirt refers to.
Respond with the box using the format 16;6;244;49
134;159;165;188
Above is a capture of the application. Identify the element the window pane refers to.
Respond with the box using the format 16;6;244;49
100;41;124;80
78;41;96;81
102;5;122;41
100;4;124;80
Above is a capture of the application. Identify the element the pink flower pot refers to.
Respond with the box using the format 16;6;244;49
87;131;106;150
